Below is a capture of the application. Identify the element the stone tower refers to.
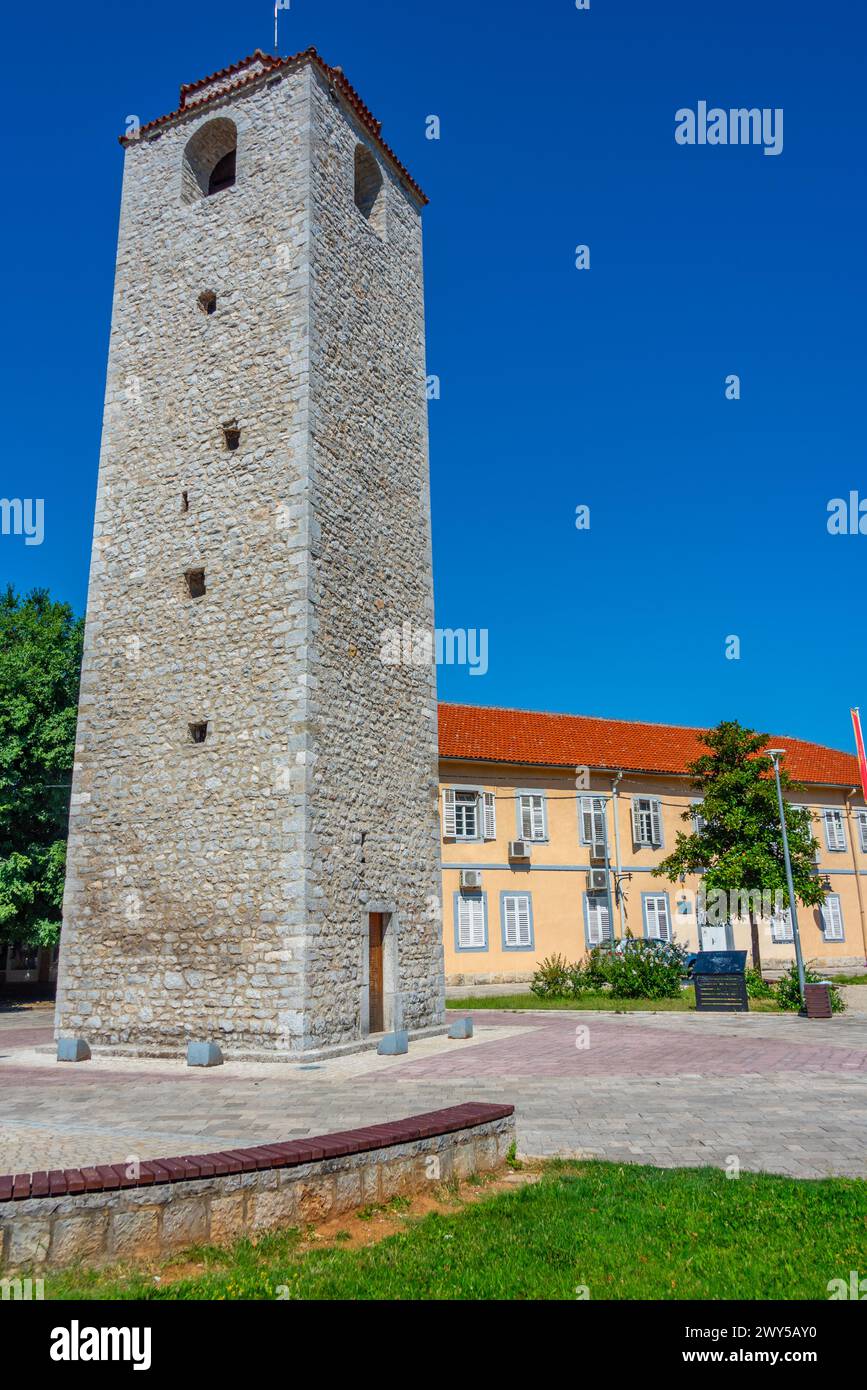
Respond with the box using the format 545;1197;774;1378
55;49;444;1058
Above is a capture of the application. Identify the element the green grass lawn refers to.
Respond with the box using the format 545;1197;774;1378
46;1161;867;1301
446;988;783;1012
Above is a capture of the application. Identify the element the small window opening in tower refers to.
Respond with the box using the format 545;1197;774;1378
353;145;386;237
181;491;189;512
222;420;241;451
181;118;238;204
198;290;217;315
184;569;206;599
208;149;236;195
188;721;209;744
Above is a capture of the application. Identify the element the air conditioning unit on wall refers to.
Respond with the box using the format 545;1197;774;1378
460;869;482;890
508;841;530;860
587;868;608;892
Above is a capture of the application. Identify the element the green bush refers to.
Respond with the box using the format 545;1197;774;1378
530;954;573;999
582;946;615;990
774;962;846;1013
603;939;689;1000
530;951;612;999
745;966;775;1000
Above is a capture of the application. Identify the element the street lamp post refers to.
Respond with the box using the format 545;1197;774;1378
767;748;807;1005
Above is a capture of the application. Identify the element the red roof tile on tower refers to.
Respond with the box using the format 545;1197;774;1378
437;703;860;787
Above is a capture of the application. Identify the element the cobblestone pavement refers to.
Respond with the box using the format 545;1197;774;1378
1;1002;866;1180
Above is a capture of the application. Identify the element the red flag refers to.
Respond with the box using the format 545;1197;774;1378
851;708;867;802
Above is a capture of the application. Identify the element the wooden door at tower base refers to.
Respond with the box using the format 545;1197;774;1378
369;913;385;1033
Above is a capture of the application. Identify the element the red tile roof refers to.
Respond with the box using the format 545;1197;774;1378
438;703;861;787
120;48;428;206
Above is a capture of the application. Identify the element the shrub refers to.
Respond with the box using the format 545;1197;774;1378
582;946;614;990
604;938;689;999
774;962;846;1013
530;954;572;999
745;966;775;1000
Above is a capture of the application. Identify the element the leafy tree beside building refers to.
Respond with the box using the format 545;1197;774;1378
655;720;825;971
0;588;83;948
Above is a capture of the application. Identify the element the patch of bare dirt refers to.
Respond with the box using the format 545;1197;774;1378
150;1164;544;1285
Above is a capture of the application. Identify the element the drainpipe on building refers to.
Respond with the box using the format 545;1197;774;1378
845;788;867;963
610;772;626;942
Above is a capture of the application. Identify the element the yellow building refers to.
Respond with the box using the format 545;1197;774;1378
438;704;867;984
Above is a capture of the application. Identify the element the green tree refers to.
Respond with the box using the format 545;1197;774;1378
0;587;83;948
654;720;824;971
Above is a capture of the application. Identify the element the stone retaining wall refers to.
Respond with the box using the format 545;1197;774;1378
0;1103;515;1272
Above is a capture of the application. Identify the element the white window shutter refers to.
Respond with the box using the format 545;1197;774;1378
459;895;485;948
645;895;669;940
517;896;531;945
531;796;545;840
587;900;601;946
650;799;663;847
457;896;470;947
484;792;496;840
859;812;867;854
442;788;456;838
772;908;793;943
473;897;486;947
631;798;642;843
503;896;518;947
586;894;609;945
581;796;594;843
822;896;844;940
645;897;658;938
823;809;845;851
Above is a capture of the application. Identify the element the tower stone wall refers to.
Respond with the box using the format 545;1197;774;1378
55;51;444;1056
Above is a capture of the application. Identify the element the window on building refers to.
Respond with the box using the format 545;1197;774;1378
501;893;533;949
580;796;607;853
222;420;241;451
208;149;236;195
821;894;845;941
857;810;867;854
584;892;611;947
770;907;794;943
188;721;209;744
442;788;495;841
456;893;487;950
822;809;847;853
691;801;706;834
353;145;386;236
518;793;546;841
181;118;238;203
198;290;217;315
643;893;672;941
632;796;663;848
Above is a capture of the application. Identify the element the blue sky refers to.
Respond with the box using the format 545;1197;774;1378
1;0;864;751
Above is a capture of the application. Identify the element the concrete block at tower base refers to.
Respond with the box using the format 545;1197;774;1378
448;1017;474;1040
377;1031;409;1056
187;1041;224;1068
56;1037;91;1063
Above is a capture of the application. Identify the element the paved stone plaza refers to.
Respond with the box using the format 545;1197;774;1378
2;1002;866;1180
